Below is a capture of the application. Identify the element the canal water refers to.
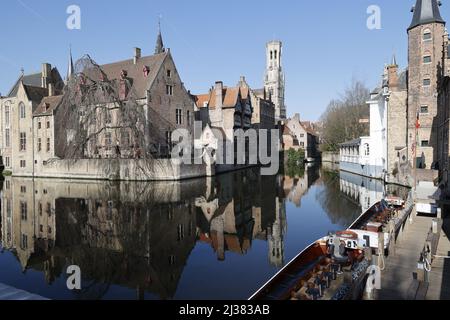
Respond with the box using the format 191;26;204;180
0;166;409;300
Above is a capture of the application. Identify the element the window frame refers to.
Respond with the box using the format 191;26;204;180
5;128;10;147
166;85;174;96
421;140;430;147
19;102;26;119
19;132;26;151
420;106;429;114
423;29;432;41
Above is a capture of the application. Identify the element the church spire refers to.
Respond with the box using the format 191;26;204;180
67;46;74;80
391;54;398;67
409;0;445;31
154;17;165;54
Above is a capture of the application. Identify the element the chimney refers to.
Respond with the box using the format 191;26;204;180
215;81;224;109
387;64;399;91
48;82;55;97
41;63;52;88
134;47;141;65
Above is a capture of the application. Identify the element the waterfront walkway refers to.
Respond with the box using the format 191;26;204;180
426;217;450;300
377;211;432;300
0;283;48;300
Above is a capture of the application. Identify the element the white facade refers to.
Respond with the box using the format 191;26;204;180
340;86;390;180
264;41;286;122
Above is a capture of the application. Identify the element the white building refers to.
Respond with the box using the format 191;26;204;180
339;78;390;180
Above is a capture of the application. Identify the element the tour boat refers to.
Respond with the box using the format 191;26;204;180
249;199;398;301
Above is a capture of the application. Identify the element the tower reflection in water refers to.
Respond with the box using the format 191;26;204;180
0;165;394;300
0;168;288;299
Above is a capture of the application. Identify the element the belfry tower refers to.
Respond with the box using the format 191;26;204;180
264;41;286;123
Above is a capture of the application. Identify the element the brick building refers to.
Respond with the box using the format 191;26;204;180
407;0;445;170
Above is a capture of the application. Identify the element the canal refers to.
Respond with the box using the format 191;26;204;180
0;166;409;300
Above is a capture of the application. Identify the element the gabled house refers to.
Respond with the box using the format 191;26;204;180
0;64;63;175
57;28;195;160
283;114;320;161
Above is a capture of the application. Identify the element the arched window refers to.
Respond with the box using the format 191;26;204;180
364;143;370;156
19;102;26;119
423;29;432;41
4;101;10;125
270;51;273;60
274;50;278;60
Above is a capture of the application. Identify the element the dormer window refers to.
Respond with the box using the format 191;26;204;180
45;103;50;111
167;69;172;78
143;66;150;78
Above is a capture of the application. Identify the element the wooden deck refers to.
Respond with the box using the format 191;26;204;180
376;211;431;299
0;283;48;300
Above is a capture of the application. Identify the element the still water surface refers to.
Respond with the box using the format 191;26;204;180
0;166;408;300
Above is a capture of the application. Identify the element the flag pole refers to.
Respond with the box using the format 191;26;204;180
414;109;419;190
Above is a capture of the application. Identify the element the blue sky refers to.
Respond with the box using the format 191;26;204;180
0;0;444;121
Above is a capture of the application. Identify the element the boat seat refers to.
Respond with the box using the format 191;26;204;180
266;257;325;300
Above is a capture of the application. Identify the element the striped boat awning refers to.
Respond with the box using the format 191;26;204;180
0;283;49;300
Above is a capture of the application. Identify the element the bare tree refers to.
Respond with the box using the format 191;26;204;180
56;55;178;158
320;80;370;151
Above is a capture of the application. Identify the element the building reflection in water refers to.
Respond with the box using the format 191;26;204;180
0;165;387;300
195;169;287;268
0;167;290;299
339;171;386;213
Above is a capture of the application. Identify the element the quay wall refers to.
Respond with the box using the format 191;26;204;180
339;161;385;180
15;158;210;181
322;152;339;163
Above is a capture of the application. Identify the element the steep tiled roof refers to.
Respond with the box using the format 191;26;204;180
33;95;63;117
8;68;62;97
282;125;294;136
23;85;48;103
222;87;240;108
195;86;246;110
8;73;42;97
86;52;168;99
195;93;212;108
302;121;319;136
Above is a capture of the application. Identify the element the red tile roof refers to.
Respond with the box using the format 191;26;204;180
84;52;168;99
194;85;247;110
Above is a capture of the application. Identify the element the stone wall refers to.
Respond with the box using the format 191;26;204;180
322;151;339;163
20;158;209;181
387;90;408;175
